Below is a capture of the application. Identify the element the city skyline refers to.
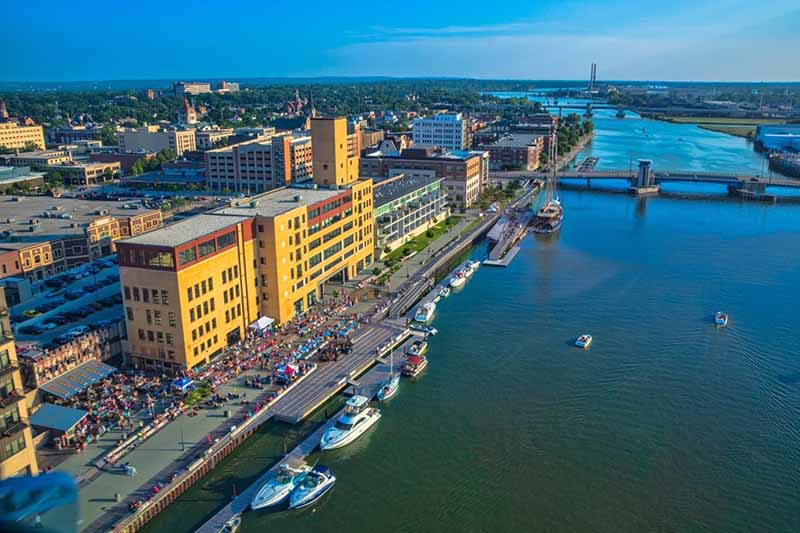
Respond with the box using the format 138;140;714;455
4;0;800;83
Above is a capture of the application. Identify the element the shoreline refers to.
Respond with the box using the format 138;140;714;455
557;132;594;170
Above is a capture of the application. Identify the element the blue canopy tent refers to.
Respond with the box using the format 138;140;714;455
38;360;117;400
30;403;89;437
171;377;194;393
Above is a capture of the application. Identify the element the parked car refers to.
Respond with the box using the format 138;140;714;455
23;309;41;318
45;288;66;298
50;314;69;325
82;284;99;293
74;308;92;318
40;322;58;330
18;325;43;335
44;278;66;288
65;289;85;300
89;302;104;311
55;334;72;344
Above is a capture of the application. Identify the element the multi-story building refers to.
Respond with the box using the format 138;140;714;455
1;149;72;167
118;117;374;372
216;81;240;93
0;121;46;151
45;124;101;146
361;145;488;208
174;81;212;96
195;127;235;150
47;160;121;185
0;166;46;193
205;134;312;193
89;150;155;174
359;128;384;150
480;133;544;171
373;174;448;255
0;286;39;479
412;113;468;151
117;126;196;156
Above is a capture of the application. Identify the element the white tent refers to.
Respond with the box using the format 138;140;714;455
249;316;275;330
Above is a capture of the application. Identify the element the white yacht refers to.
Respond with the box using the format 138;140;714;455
438;285;451;299
320;396;381;451
449;274;465;289
461;264;474;278
407;340;428;356
251;459;310;510
414;301;436;323
715;312;729;327
467;260;481;271
575;334;593;349
288;465;336;510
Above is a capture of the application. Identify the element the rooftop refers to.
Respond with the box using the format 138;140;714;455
120;213;250;248
0;195;160;244
374;174;442;207
488;133;543;148
215;186;345;218
0;166;46;185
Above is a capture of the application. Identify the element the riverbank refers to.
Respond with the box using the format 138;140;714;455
558;132;594;169
640;114;786;139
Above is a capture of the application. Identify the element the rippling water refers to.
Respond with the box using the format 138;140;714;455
228;192;800;533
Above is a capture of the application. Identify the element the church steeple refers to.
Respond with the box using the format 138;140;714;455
0;98;9;120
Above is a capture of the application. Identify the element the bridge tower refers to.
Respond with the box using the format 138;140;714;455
629;159;659;196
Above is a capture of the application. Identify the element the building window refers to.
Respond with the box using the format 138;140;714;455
208;277;213;291
178;247;197;266
198;239;216;258
152;289;160;305
138;329;145;340
126;307;134;321
210;298;215;311
154;310;161;325
168;312;176;327
201;280;207;295
187;287;193;302
161;290;169;305
124;286;131;300
147;331;154;342
222;270;227;284
189;309;195;322
133;287;140;302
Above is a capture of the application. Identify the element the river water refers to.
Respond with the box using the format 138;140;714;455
145;96;800;533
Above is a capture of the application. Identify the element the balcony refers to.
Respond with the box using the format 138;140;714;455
1;418;29;438
0;389;25;408
0;329;13;343
0;361;19;378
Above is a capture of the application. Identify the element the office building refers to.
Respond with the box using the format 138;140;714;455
118;117;374;372
412;113;468;151
47;161;122;185
0;286;39;479
373;174;448;255
216;81;240;93
174;81;212;96
361;144;488;208
205;134;312;193
195;127;235;150
118;126;196;156
0;120;45;152
1;149;71;167
480;133;544;171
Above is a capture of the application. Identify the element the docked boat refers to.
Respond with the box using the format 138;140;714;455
575;334;593;349
251;459;310;510
407;340;427;356
449;275;465;289
438;285;451;299
715;312;729;327
532;199;563;234
402;355;428;378
409;324;438;336
377;351;400;401
219;515;241;533
461;264;474;278
467;259;481;270
320;396;381;451
288;465;336;510
414;301;436;323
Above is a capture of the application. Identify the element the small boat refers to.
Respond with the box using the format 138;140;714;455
467;260;481;270
461;264;474;278
288;465;336;510
409;324;438;336
414;301;436;323
575;334;593;349
377;351;400;401
320;396;381;450
438;285;451;299
407;340;427;356
715;312;729;327
402;355;428;378
219;514;241;533
251;459;310;510
449;275;465;289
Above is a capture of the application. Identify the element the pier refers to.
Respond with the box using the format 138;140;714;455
484;185;539;267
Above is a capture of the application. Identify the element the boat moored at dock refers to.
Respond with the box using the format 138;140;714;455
438;285;451;299
320;395;381;451
288;465;336;510
449;274;466;289
410;324;438;336
715;312;729;327
251;459;311;510
377;350;400;401
407;340;428;356
575;334;593;349
414;301;436;323
402;355;428;378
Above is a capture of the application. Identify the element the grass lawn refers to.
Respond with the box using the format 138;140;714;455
384;216;463;263
661;116;786;126
698;124;757;138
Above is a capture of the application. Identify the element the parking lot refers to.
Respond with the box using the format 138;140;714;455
10;257;124;349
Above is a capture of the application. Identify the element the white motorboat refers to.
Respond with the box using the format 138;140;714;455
320;396;381;451
288;465;336;510
414;301;436;323
407;340;427;356
461;264;474;278
251;459;310;510
449;275;465;289
402;355;428;378
438;285;451;298
575;334;593;349
409;324;438;336
218;514;241;533
715;312;729;327
467;260;481;270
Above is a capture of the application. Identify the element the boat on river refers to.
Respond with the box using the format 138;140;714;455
449;274;465;288
438;285;451;299
407;340;428;356
414;301;436;323
715;312;729;327
251;459;311;510
377;350;400;401
409;323;438;336
402;355;428;378
320;396;381;451
575;334;593;349
533;136;563;235
288;465;336;509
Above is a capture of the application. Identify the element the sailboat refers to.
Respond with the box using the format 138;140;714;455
377;350;399;401
532;134;564;234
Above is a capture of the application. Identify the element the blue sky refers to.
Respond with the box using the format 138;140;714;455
3;0;799;82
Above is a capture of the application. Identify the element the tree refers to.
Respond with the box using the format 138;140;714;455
100;124;117;147
532;101;543;113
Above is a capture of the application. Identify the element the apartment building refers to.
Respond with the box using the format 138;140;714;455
118;117;374;372
479;133;545;171
205;134;312;193
174;81;212;96
0;287;39;479
118;126;196;156
412;113;468;151
361;145;488;208
0;121;46;151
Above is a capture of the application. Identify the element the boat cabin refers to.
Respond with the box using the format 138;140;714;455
344;395;369;415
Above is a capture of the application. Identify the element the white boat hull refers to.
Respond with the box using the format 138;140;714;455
320;409;381;450
251;483;294;510
449;277;465;288
289;476;336;509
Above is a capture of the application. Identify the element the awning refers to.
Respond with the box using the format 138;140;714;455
39;359;117;400
249;316;275;330
30;403;88;434
172;377;194;392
